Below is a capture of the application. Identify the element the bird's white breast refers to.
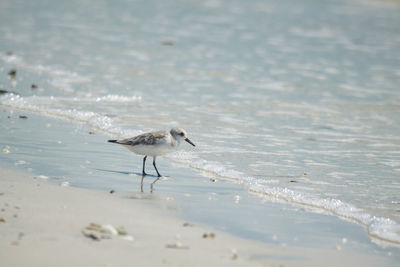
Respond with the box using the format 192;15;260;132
123;134;179;157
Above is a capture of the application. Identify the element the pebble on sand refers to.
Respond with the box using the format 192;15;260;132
162;41;175;46
333;245;342;251
231;249;238;260
183;222;195;227
203;232;216;239
8;69;17;78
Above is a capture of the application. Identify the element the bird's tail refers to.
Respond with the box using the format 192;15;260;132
108;140;118;143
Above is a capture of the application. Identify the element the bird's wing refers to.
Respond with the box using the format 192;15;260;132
118;131;168;146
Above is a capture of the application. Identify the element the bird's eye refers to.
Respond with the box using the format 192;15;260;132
180;132;184;136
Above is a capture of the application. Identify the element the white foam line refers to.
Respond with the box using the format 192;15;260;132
7;94;142;104
167;151;400;247
0;94;121;136
246;182;400;246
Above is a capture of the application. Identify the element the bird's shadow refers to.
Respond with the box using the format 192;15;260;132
95;168;162;193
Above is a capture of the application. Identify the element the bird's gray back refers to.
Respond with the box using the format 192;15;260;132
118;131;168;146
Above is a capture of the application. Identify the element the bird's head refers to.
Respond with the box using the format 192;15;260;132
170;128;195;147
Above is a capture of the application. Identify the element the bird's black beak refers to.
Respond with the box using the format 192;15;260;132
185;138;195;147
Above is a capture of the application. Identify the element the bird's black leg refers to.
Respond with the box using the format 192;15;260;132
142;156;148;176
153;157;162;177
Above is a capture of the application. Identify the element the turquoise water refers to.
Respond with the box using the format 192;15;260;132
1;0;400;247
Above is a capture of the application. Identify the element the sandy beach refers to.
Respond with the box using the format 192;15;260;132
1;0;400;265
0;166;396;267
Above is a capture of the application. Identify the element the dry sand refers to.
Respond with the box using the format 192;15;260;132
0;166;391;267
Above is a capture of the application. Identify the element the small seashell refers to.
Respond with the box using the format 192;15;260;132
234;195;241;202
101;224;118;235
183;222;195;227
0;217;6;223
2;145;10;154
60;181;70;187
18;115;28;119
15;160;26;166
35;175;49;180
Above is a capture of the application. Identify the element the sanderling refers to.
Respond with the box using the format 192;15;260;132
108;128;195;177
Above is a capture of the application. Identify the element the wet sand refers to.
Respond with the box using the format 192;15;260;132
0;166;394;267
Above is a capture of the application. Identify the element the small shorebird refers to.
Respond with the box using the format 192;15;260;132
108;128;195;177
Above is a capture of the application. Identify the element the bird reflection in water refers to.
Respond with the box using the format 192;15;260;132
140;175;161;193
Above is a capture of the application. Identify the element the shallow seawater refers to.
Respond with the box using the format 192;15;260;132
1;0;400;249
1;112;400;265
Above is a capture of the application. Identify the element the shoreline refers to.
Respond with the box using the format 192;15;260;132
0;165;394;267
1;95;399;248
